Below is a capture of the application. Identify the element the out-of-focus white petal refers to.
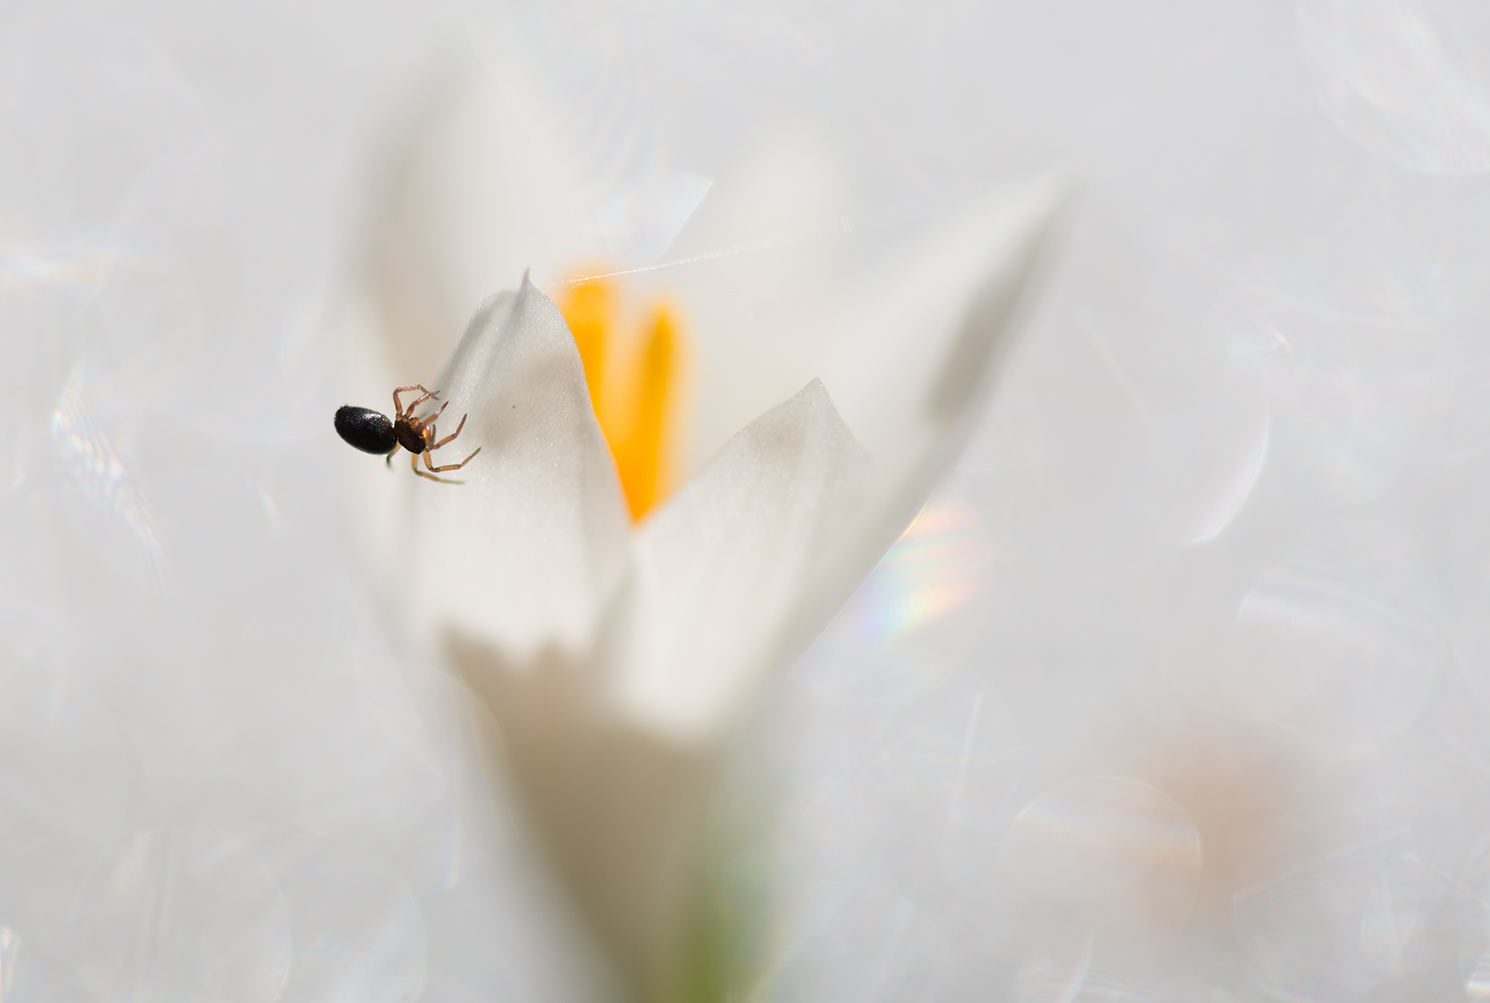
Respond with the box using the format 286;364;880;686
654;135;851;475
446;638;712;1003
607;378;868;741
817;175;1072;619
364;61;591;390
830;175;1071;478
407;278;631;659
342;63;597;579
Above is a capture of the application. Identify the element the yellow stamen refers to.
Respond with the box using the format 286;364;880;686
562;278;610;414
617;305;676;519
559;278;686;522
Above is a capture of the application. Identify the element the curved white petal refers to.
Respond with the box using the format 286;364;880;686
829;175;1071;476
408;278;631;659
445;637;711;1003
363;59;592;390
653;134;852;474
816;175;1072;621
606;378;868;740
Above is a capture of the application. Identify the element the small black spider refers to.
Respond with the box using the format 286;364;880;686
335;385;481;484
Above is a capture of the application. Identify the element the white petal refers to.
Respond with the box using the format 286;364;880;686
362;60;592;390
829;174;1072;471
409;278;631;660
653;133;852;477
448;378;867;996
446;639;713;1002
429;287;705;1001
820;174;1073;610
606;378;869;740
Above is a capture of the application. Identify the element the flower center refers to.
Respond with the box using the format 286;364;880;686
559;276;686;521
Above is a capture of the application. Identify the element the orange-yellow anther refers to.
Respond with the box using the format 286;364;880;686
559;277;686;522
617;306;676;519
561;279;611;414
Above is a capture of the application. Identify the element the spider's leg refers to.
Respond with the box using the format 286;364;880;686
392;385;439;417
409;449;440;482
385;443;401;468
424;445;481;474
430;413;468;451
413;447;464;483
402;391;438;417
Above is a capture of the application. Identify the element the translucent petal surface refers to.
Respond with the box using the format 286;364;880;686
447;378;868;997
410;278;632;659
609;378;869;740
815;177;1071;638
658;134;851;475
829;175;1071;488
364;59;592;388
447;639;711;1002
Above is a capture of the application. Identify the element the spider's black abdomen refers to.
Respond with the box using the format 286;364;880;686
335;405;397;454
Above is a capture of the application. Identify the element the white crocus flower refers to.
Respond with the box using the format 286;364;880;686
344;67;1068;1003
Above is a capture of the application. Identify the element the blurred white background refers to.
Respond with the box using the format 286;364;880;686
6;0;1490;1000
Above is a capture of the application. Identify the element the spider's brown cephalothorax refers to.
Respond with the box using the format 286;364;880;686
334;385;482;484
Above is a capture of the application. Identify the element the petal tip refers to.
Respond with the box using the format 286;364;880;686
922;174;1074;422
